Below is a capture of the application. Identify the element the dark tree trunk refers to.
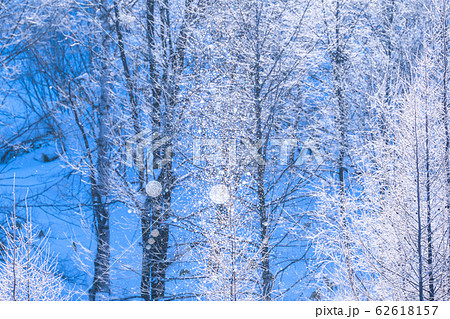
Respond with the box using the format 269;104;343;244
413;107;424;301
425;109;434;300
330;0;357;299
89;0;113;300
253;3;272;300
440;0;450;300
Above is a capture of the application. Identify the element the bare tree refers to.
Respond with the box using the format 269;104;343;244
0;188;70;301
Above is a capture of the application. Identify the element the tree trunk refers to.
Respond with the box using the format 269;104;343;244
141;0;197;300
253;3;272;301
413;106;424;301
330;0;357;300
89;0;113;300
380;0;395;145
441;0;450;301
425;108;434;300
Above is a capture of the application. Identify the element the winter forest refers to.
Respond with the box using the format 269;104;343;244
0;0;449;301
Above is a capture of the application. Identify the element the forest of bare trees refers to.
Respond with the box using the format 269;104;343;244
0;0;449;301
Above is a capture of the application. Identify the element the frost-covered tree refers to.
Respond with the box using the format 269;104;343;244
0;191;69;301
106;0;208;300
1;0;450;302
187;0;317;300
307;0;434;301
307;0;369;300
354;49;449;300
